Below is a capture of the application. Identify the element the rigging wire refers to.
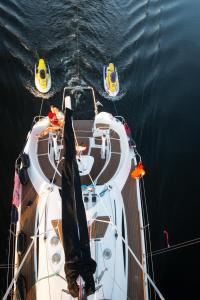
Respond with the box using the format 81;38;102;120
11;223;16;298
149;237;200;257
3;127;64;300
138;176;151;298
39;98;44;118
6;186;19;296
3;237;36;300
112;100;118;116
76;4;80;81
87;172;165;300
6;220;12;290
0;265;16;269
140;176;156;300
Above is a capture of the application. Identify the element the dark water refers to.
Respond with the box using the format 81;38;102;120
1;0;200;298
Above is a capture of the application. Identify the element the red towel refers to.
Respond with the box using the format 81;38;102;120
12;171;22;207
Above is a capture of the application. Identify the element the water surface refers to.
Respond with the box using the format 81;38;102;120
1;0;200;298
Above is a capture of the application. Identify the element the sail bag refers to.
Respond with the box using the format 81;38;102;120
61;108;96;287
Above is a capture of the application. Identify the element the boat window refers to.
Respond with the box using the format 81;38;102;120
40;69;46;79
84;195;89;203
122;211;126;272
110;71;116;83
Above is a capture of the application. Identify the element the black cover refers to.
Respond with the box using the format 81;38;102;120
15;153;30;172
16;274;26;300
18;168;29;185
17;231;26;255
16;153;30;185
61;108;96;291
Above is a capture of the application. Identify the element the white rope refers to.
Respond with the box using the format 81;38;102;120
140;177;156;300
6;223;12;290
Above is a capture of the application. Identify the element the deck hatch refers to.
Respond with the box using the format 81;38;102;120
90;216;110;239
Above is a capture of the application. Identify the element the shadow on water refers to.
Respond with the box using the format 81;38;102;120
1;0;200;298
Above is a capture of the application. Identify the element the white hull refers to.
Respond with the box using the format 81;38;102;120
12;109;148;299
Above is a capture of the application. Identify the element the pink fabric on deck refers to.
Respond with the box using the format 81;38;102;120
12;171;22;208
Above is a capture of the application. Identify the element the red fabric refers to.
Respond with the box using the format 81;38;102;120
48;111;55;119
48;111;59;126
12;171;22;207
124;123;131;136
164;230;170;247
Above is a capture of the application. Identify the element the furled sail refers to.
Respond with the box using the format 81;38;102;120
61;107;96;297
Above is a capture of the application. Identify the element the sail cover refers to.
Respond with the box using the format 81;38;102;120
61;108;96;296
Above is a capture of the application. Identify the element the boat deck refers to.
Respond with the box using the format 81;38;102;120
13;119;146;300
122;171;145;300
13;179;38;300
37;120;121;187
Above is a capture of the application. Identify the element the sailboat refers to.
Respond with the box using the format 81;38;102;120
4;86;165;300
